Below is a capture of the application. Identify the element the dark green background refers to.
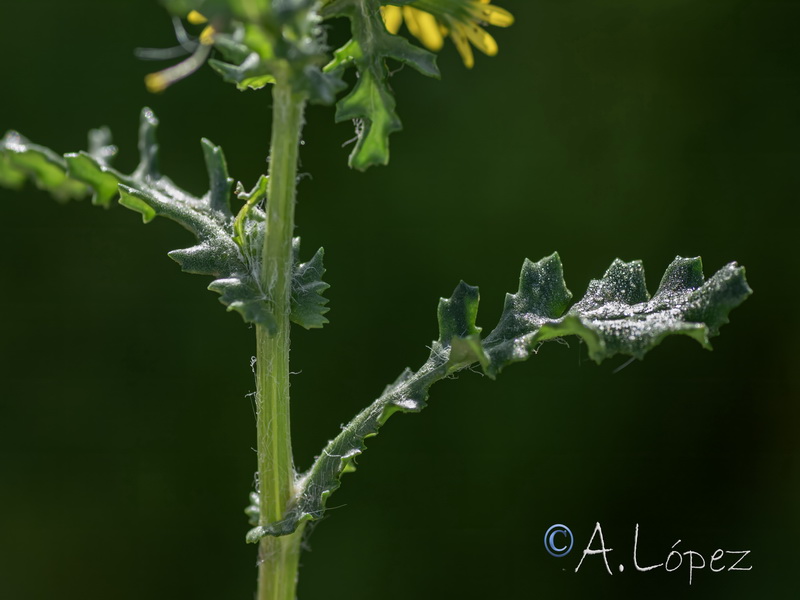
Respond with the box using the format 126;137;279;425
0;1;797;598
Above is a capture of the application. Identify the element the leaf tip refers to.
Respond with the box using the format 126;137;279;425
118;184;156;223
140;106;159;127
437;280;481;343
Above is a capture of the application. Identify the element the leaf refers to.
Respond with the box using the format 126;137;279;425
290;239;330;329
246;254;750;541
209;54;276;91
1;108;329;333
323;0;440;170
0;131;88;202
484;255;752;373
202;3;346;103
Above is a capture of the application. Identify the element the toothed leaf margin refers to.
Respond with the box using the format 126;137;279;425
247;253;751;541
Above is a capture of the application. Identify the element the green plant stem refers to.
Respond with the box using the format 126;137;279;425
256;78;306;600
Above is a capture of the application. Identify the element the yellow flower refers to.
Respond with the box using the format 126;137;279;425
381;1;514;69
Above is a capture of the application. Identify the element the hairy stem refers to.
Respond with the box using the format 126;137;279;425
256;78;306;600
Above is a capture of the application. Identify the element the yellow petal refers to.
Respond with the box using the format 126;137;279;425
408;8;444;51
381;6;403;35
449;24;474;69
474;2;514;27
463;23;497;56
402;7;423;39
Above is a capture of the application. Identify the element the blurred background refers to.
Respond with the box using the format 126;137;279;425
0;1;797;598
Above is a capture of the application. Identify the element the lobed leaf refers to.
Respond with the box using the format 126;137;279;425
485;255;752;372
1;109;329;333
0;131;88;202
291;238;330;329
323;0;440;170
247;253;751;541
